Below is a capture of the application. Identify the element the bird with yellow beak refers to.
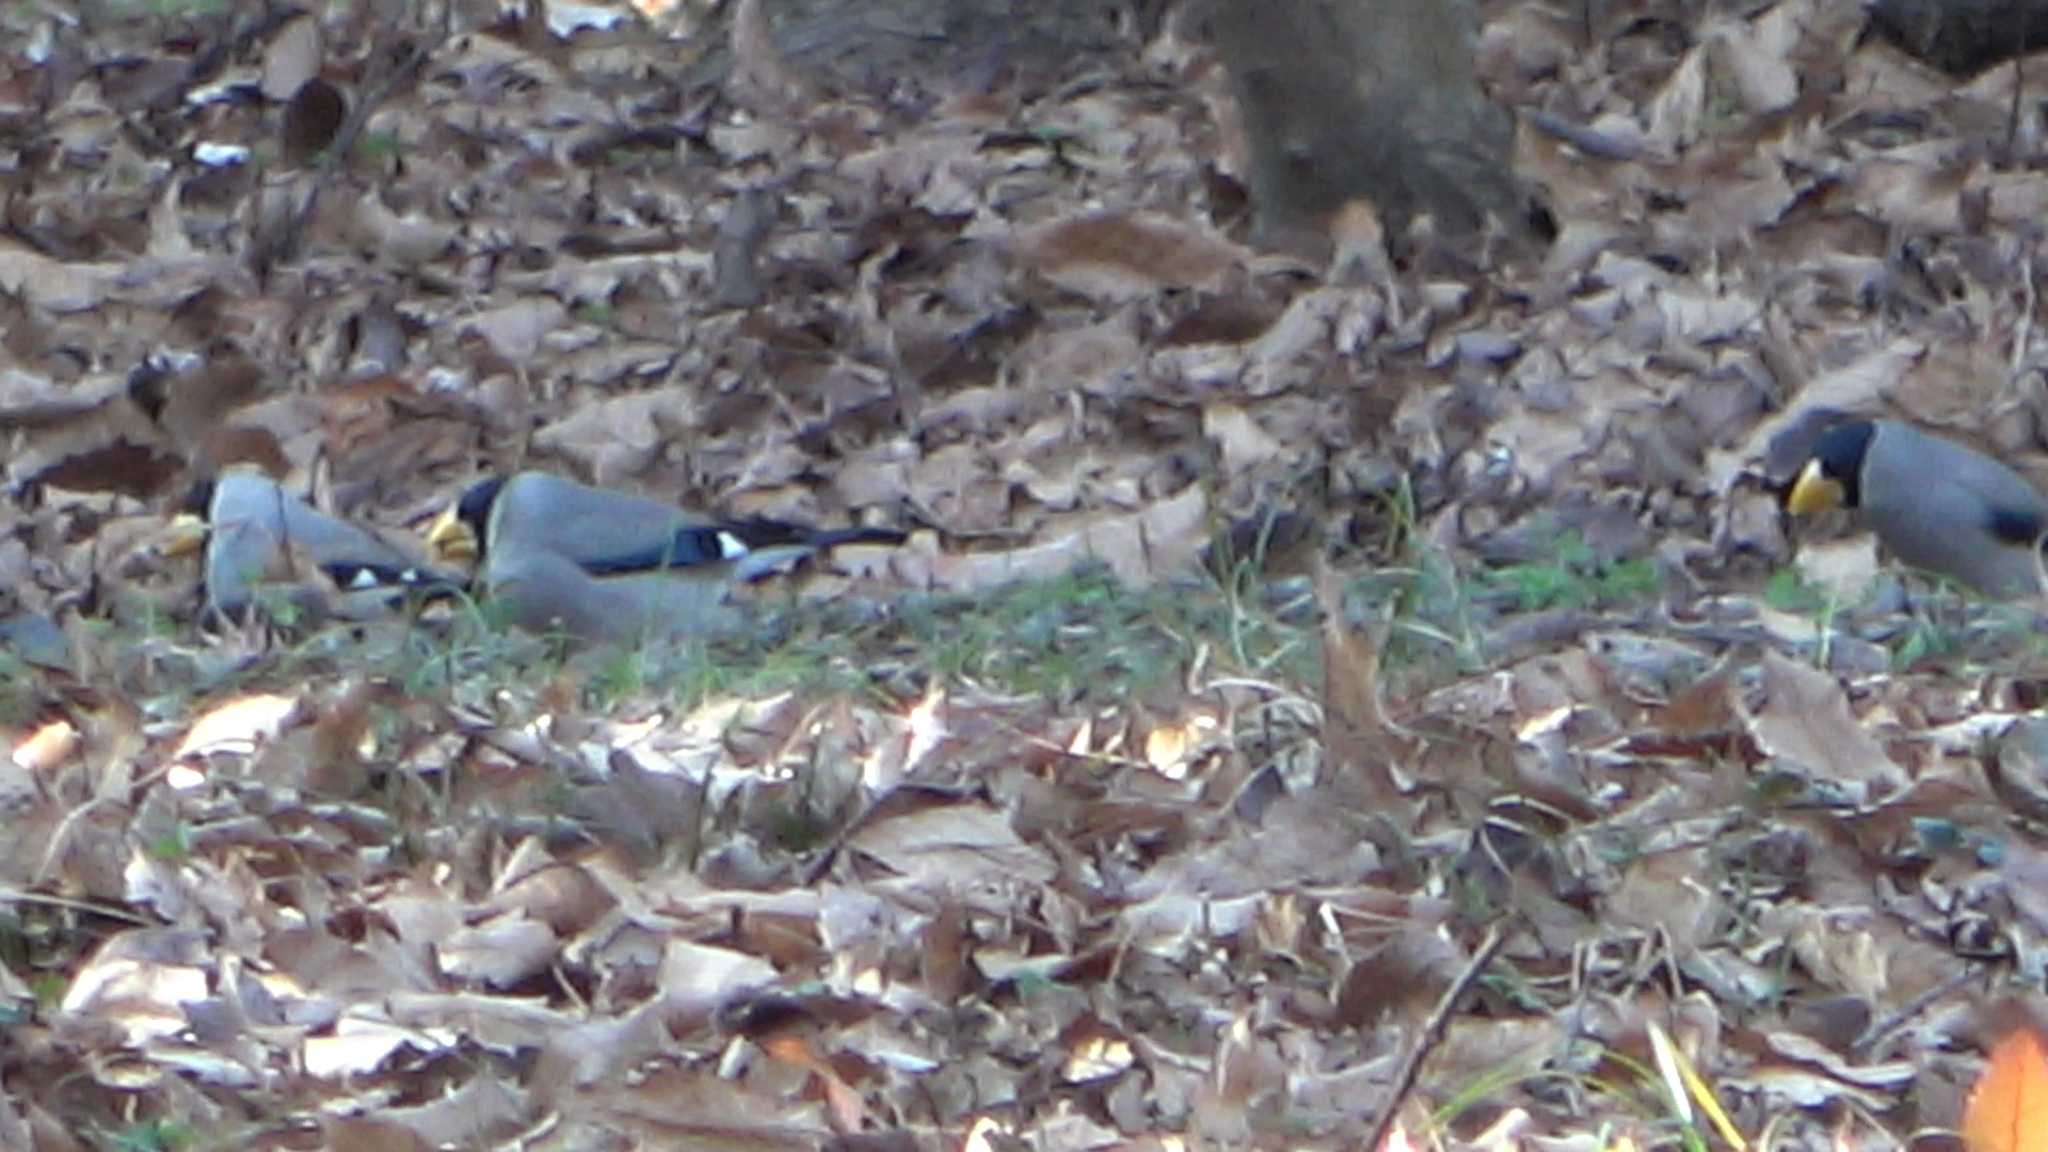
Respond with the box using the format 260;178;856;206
1786;418;2048;599
424;471;904;643
161;468;460;623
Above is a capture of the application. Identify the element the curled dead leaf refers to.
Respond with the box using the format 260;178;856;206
173;692;303;762
282;77;348;166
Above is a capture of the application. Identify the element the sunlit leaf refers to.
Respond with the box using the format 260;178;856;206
1964;1028;2048;1152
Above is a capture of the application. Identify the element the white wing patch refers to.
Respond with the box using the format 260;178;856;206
715;531;750;559
341;566;429;589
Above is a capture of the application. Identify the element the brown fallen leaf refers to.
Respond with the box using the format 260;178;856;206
1964;1026;2048;1152
3;352;273;497
173;692;303;762
133;351;270;453
322;1116;434;1152
1744;649;1908;804
18;440;185;500
1025;211;1245;300
1316;558;1399;799
281;76;348;165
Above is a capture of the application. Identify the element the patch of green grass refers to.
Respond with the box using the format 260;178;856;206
762;797;834;853
40;559;1293;754
94;0;226;17
1762;567;1827;614
29;972;64;1011
892;564;1238;703
106;1119;198;1152
86;0;214;24
35;548;1327;728
1335;479;1488;687
1484;531;1661;613
353;131;405;163
625;623;864;710
382;594;563;698
1376;548;1485;675
146;824;192;862
1433;1054;1555;1130
1203;566;1316;683
587;643;651;706
1890;611;1960;669
1757;567;1857;669
0;651;39;726
1480;1042;1719;1152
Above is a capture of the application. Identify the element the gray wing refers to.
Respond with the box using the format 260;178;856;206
1863;423;2047;596
1879;422;2047;538
206;472;449;616
489;472;735;573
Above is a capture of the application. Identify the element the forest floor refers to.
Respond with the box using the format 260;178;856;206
2;0;2046;1148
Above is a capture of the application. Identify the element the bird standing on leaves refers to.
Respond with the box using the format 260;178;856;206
163;469;458;622
424;471;904;642
1786;418;2048;599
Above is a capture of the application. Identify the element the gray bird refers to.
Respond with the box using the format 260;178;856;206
424;471;904;642
164;469;458;622
1786;418;2048;598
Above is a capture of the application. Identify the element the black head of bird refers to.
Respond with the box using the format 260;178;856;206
424;475;506;566
1785;419;1874;516
1784;417;2048;598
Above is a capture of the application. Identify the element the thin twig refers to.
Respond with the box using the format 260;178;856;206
1361;919;1510;1152
256;18;445;278
2015;240;2036;376
1851;961;1980;1058
0;888;150;925
34;761;176;887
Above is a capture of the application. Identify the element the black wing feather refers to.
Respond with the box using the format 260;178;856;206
1989;504;2047;547
722;518;906;550
577;526;735;576
575;521;906;577
319;561;465;599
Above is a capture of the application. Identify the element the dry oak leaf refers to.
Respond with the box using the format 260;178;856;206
0;239;115;312
1744;649;1908;804
1964;1027;2048;1152
1024;212;1244;301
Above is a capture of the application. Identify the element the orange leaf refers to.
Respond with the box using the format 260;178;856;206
1964;1027;2048;1152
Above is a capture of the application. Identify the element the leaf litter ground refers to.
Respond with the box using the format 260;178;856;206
5;0;2048;1149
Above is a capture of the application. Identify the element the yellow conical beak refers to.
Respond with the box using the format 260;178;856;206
157;513;211;558
1785;459;1845;517
425;505;480;565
